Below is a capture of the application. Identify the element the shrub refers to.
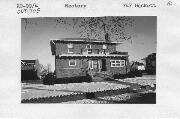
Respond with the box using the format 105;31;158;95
132;70;142;77
113;73;127;79
55;74;92;84
126;72;136;78
43;73;55;85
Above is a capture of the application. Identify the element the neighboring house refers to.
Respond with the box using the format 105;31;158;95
142;53;156;74
21;60;41;81
130;61;145;71
50;38;130;80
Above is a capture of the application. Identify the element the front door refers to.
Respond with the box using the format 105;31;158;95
89;60;100;72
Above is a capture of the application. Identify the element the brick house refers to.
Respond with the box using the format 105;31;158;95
50;38;130;81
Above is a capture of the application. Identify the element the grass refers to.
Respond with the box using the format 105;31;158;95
21;75;156;104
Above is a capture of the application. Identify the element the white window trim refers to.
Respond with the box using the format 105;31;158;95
69;60;76;66
68;48;73;53
67;43;73;53
86;44;92;49
110;60;125;67
87;49;92;54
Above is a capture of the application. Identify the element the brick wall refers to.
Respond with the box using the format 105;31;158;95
106;57;130;75
55;58;88;78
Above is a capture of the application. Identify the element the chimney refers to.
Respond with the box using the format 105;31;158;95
105;33;109;42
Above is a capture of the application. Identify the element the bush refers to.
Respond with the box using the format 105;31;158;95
126;72;136;78
132;70;142;77
55;74;92;84
113;73;127;79
43;73;55;85
113;70;142;79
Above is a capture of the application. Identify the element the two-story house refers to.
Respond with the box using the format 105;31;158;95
50;38;130;81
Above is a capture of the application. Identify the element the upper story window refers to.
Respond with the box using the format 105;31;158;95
67;43;73;48
86;44;91;49
110;60;125;67
102;44;107;49
87;49;92;54
67;43;73;53
69;60;76;66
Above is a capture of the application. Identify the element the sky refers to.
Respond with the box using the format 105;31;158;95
21;16;156;71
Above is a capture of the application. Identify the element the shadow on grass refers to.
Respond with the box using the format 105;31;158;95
95;92;156;104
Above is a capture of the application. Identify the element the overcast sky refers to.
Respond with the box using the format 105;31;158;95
21;16;156;71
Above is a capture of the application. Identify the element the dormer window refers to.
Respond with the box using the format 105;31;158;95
67;43;73;53
86;44;91;49
102;44;107;49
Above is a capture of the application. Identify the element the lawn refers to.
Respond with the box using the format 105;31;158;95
21;75;156;103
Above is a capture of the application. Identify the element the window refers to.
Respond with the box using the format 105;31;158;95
87;49;92;54
69;60;76;66
110;60;125;67
102;44;107;49
67;44;73;48
86;44;91;49
67;44;73;53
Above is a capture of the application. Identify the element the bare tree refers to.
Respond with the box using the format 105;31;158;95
22;17;135;42
54;17;134;42
47;63;52;73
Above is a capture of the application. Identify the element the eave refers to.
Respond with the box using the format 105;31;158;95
57;54;129;58
50;39;122;44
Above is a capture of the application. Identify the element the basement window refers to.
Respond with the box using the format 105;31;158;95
110;60;125;67
69;60;76;66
